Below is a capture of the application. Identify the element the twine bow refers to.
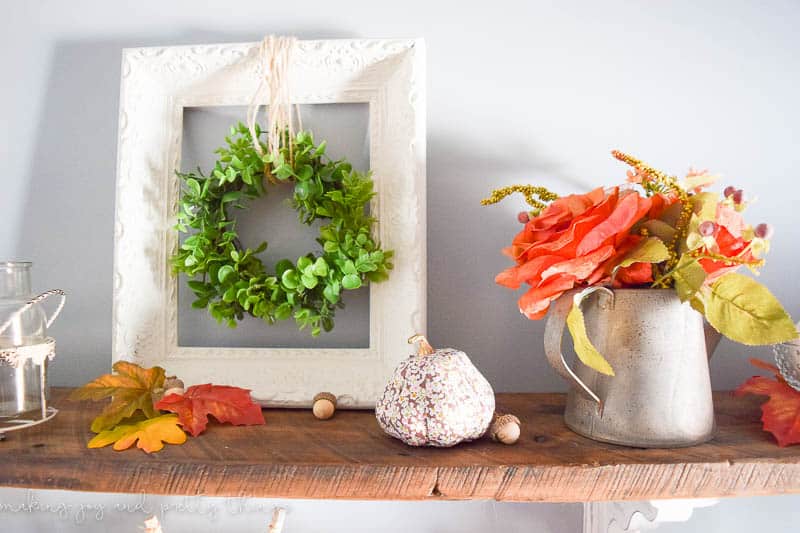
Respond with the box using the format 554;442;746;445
246;35;303;171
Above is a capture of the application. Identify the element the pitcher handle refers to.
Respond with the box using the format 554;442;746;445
0;289;66;336
544;286;613;410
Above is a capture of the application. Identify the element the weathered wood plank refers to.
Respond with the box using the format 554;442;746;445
0;389;797;502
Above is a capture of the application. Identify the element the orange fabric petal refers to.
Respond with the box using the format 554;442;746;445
716;204;745;238
495;267;522;289
614;261;654;286
698;226;752;283
518;274;576;320
540;245;616;282
576;191;652;256
495;255;563;289
516;255;564;285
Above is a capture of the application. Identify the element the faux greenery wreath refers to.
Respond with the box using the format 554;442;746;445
171;123;393;336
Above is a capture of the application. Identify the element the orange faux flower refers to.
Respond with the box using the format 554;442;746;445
691;202;758;284
497;187;654;319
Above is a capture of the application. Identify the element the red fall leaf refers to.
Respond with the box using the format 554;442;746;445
155;384;265;437
734;358;800;447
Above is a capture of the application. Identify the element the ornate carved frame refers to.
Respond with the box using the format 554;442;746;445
112;39;426;407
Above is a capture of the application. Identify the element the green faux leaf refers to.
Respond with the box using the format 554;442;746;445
566;302;615;376
187;280;206;292
295;181;310;200
323;283;340;304
342;261;358;276
342;274;362;290
274;303;292;321
297;256;313;271
275;164;293;180
222;191;242;204
297;164;314;181
217;265;235;284
312;258;329;277
704;273;798;345
222;287;236;303
281;269;300;290
186;178;201;197
275;259;293;278
301;274;318;289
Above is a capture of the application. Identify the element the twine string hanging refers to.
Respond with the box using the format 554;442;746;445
246;35;303;170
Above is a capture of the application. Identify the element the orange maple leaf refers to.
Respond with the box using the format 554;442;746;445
69;361;166;432
734;358;800;447
155;384;265;437
88;414;187;453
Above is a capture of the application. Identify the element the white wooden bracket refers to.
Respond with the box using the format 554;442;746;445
583;499;719;532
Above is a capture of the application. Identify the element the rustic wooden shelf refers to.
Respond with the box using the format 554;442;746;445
0;389;798;502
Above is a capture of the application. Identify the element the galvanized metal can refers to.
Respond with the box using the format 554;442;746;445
544;288;719;448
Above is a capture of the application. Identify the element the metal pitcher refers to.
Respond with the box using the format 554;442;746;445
544;287;720;448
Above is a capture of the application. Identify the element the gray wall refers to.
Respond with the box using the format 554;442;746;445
1;1;799;531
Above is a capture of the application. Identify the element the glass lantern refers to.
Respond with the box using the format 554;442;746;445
0;262;65;432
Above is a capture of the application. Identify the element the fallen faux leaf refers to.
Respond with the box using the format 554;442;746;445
69;361;166;433
88;414;186;453
155;384;265;437
734;358;800;447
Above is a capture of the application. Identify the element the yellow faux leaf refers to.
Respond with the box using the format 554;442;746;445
88;415;186;453
705;273;798;345
641;219;676;243
612;237;669;282
69;361;166;433
668;255;707;302
566;301;615;376
690;192;720;221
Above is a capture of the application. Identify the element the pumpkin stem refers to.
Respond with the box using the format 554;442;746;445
408;334;435;356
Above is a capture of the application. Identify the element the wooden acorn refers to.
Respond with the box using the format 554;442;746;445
313;392;337;420
375;334;495;447
490;413;521;445
163;377;185;397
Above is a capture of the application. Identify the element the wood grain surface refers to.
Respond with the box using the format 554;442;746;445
0;389;797;502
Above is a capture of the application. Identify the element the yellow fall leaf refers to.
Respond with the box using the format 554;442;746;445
88;415;187;453
566;301;615;376
69;361;166;433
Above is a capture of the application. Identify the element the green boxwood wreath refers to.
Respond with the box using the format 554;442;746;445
171;123;393;336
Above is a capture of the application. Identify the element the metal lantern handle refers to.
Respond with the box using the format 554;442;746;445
0;289;66;336
543;286;613;410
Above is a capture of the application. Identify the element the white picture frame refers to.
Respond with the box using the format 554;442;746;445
112;39;426;408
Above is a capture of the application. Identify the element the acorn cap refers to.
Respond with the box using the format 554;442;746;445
490;413;521;444
313;392;337;406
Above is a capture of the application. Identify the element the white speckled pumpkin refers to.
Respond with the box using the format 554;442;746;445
375;334;495;447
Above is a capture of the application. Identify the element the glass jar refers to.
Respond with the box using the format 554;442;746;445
0;262;54;420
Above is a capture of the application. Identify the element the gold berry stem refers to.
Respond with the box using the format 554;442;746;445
690;250;765;268
481;185;559;216
408;334;435;356
611;150;692;281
